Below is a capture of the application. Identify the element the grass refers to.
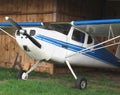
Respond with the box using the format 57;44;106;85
0;67;120;95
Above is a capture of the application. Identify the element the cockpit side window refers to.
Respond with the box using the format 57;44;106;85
72;29;85;43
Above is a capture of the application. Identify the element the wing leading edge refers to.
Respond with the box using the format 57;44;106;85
0;18;120;37
0;22;43;27
71;19;120;25
71;19;120;37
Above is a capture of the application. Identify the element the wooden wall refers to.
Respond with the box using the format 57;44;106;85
103;1;120;18
56;0;105;21
0;0;56;22
0;0;56;74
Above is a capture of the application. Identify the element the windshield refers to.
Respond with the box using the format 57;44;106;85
42;23;71;35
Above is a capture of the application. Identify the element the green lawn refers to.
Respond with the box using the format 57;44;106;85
0;67;120;95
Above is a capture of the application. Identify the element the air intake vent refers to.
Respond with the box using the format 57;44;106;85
23;45;30;52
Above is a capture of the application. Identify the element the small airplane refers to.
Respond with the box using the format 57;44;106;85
0;17;120;89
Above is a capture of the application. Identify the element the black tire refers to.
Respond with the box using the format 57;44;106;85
74;77;87;89
16;69;26;79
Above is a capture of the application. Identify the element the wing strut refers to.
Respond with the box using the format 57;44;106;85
115;41;120;59
0;28;15;39
108;24;115;40
83;41;120;53
65;60;87;89
66;35;120;58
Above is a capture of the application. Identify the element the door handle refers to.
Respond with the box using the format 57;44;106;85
62;45;68;49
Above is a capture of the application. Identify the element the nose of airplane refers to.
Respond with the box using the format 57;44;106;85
5;16;42;49
25;34;41;49
16;29;41;49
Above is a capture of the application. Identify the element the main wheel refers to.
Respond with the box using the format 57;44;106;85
75;77;87;89
16;70;28;80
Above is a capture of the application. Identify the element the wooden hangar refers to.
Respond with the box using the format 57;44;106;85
0;0;120;74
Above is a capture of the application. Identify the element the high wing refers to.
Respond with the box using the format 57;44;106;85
0;18;120;48
65;19;120;58
1;18;120;37
71;19;120;37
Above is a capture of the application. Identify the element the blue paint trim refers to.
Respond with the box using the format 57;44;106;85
86;49;120;67
0;22;43;26
35;35;84;52
72;19;120;25
35;34;120;67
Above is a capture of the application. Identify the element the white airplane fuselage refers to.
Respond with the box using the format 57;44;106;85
15;27;120;69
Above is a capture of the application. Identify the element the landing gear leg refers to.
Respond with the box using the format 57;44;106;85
16;60;42;80
65;60;87;89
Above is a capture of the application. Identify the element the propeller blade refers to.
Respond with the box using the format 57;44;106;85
5;16;22;30
25;33;41;48
5;17;41;49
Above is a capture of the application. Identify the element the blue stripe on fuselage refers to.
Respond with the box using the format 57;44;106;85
35;35;84;52
35;34;120;67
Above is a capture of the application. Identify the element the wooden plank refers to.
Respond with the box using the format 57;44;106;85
0;35;9;64
38;62;54;74
0;0;55;74
9;37;16;65
27;0;44;13
43;0;55;12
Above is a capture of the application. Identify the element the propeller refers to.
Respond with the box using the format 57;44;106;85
5;17;22;30
5;16;41;48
